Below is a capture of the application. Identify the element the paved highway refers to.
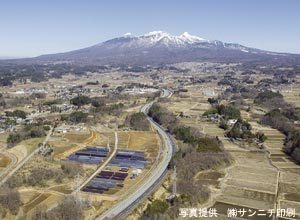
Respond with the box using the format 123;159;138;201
97;89;175;220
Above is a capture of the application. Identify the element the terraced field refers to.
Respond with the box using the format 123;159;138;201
163;85;300;219
281;85;300;108
246;110;300;219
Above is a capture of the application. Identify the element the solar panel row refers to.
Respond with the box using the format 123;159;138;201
109;149;148;169
67;146;108;164
82;170;128;194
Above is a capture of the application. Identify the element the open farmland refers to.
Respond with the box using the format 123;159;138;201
162;84;300;219
280;84;300;108
117;131;160;161
63;131;92;144
243;106;300;218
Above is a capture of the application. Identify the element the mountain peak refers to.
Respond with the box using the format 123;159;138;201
33;30;296;66
179;32;207;43
124;31;209;47
124;32;133;37
144;31;170;37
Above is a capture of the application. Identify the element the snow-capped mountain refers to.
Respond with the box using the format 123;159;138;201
101;31;208;48
12;31;300;65
96;31;249;50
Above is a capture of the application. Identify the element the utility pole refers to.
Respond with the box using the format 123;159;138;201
168;165;177;201
172;165;177;196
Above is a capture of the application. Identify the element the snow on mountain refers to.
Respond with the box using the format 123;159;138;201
100;31;210;50
28;30;299;65
178;32;207;43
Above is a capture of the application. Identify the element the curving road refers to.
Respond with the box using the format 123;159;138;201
97;89;175;220
0;127;53;187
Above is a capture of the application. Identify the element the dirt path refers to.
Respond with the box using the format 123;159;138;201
0;127;53;186
0;151;18;179
73;131;118;193
55;129;97;160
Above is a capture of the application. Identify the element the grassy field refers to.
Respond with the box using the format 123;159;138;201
280;84;300;108
93;132;115;147
117;131;130;148
64;131;91;144
0;133;8;148
22;193;51;213
0;153;11;168
50;142;78;158
127;131;159;161
6;137;44;163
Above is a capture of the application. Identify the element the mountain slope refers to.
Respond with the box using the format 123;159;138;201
9;31;300;65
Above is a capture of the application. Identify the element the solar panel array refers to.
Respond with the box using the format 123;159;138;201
110;149;148;169
68;146;108;164
82;170;128;194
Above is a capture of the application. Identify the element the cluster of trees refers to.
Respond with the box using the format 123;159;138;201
148;103;177;131
30;92;47;99
147;103;232;212
1;96;31;109
0;188;22;217
216;104;241;120
62;111;88;124
253;89;300;163
0;78;13;87
204;104;241;120
26;167;64;186
32;196;83;220
174;142;230;199
173;126;221;152
149;103;224;152
71;95;129;117
142;199;169;219
93;103;124;116
0;63;109;86
254;90;285;109
70;95;91;107
5;109;27;119
43;99;63;106
60;161;84;177
86;80;99;85
141;141;231;219
7;124;47;147
125;112;150;131
205;100;267;143
0;93;5;108
6;160;83;188
261;108;300;163
226;119;255;140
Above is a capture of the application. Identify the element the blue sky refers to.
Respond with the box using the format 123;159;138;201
1;0;300;57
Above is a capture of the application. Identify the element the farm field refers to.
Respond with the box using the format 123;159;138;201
117;131;160;162
163;85;300;219
280;84;300;108
244;108;300;218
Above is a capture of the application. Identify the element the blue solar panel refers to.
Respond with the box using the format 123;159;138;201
67;146;109;164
